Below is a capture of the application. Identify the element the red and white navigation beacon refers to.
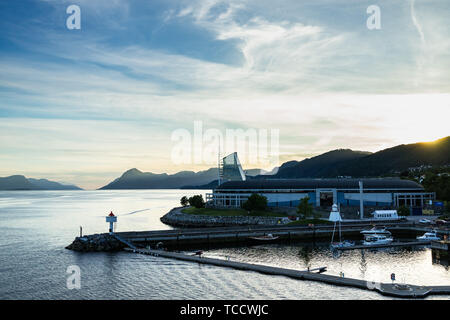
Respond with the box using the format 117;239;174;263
106;211;117;234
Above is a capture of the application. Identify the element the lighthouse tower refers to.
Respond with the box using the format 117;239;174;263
328;204;342;222
106;211;117;234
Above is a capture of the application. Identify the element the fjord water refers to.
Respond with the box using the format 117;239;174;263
0;190;448;300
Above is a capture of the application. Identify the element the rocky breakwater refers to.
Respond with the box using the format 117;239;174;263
66;233;125;252
161;207;291;228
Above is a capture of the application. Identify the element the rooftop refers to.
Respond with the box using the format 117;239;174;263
216;178;424;190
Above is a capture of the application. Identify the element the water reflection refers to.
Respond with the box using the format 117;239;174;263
298;246;312;269
208;242;450;287
359;250;367;278
432;249;449;271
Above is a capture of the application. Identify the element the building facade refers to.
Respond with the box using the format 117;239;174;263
206;178;435;209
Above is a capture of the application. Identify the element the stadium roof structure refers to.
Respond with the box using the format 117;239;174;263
216;178;424;190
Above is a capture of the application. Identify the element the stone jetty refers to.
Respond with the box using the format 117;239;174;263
160;207;290;227
65;234;125;252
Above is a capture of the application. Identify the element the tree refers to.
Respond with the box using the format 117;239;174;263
188;195;205;208
180;196;189;207
420;172;450;202
445;201;450;214
397;205;410;216
241;193;268;212
297;196;313;218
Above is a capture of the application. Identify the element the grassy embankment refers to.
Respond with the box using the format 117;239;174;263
182;207;333;225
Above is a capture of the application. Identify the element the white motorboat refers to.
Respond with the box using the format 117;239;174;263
360;226;391;236
417;230;441;241
363;234;393;245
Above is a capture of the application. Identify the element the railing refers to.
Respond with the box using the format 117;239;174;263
113;234;137;249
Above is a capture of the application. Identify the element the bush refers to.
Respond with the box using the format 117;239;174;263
397;205;410;216
242;193;268;212
188;195;205;208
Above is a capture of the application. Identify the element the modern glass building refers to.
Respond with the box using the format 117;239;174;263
219;152;246;183
206;178;435;209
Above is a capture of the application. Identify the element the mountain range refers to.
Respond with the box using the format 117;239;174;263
0;175;82;190
267;136;450;179
99;168;265;190
2;136;449;190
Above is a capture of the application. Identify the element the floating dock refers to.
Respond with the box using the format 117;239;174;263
124;247;450;298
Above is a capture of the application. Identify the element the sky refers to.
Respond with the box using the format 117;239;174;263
0;0;449;189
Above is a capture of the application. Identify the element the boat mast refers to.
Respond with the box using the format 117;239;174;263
331;221;336;244
217;136;221;186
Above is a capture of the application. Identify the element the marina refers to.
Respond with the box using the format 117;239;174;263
1;190;449;300
104;209;450;299
109;222;450;249
124;247;450;298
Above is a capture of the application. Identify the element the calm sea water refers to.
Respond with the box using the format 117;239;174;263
0;190;448;300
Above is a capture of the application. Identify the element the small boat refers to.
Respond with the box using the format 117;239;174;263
331;240;355;249
417;230;441;241
248;233;279;241
360;226;391;236
363;234;393;245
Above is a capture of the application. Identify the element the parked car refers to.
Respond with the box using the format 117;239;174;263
435;219;448;226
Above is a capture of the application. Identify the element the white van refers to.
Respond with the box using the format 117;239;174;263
372;210;399;220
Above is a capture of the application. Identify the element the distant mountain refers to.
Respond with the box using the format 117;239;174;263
28;178;82;190
332;136;450;177
100;168;219;189
259;149;372;179
0;175;82;190
181;179;220;190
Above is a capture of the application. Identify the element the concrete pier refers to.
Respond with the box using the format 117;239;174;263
124;247;450;299
336;240;432;251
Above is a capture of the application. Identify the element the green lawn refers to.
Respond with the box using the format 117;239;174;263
181;207;289;217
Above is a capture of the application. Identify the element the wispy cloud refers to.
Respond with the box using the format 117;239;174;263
410;0;425;45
